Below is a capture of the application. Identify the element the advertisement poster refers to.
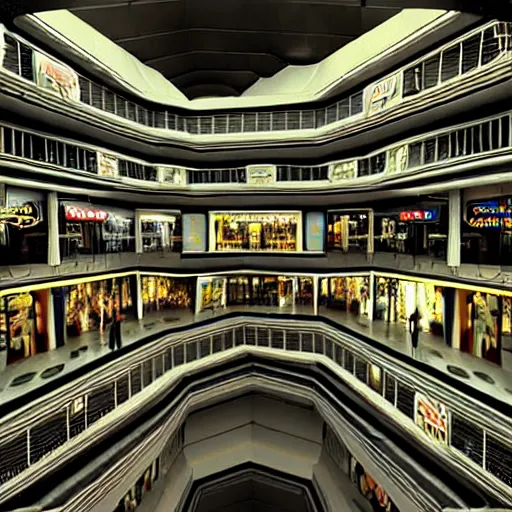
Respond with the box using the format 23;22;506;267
32;50;80;102
158;166;186;185
387;145;409;173
97;152;119;178
306;212;325;252
183;213;206;252
247;165;276;185
350;456;399;512
329;161;357;182
366;72;403;116
414;393;449;445
198;277;225;312
466;199;512;230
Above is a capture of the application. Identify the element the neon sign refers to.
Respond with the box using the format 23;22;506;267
466;200;512;229
0;203;41;229
65;206;108;222
399;209;439;222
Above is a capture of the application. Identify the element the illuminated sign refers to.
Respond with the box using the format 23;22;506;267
329;161;357;182
247;166;276;185
466;200;512;229
32;50;80;102
0;203;41;229
414;393;448;445
65;205;108;222
399;209;439;222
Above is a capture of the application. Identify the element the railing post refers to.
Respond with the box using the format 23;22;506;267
26;429;31;467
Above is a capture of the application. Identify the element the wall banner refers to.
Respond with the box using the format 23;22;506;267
183;213;206;252
387;145;409;173
414;392;449;445
365;72;403;116
306;212;325;252
97;152;119;177
329;161;357;182
32;50;80;102
159;166;186;185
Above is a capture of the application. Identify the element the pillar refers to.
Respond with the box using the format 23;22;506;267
447;190;461;268
47;191;61;266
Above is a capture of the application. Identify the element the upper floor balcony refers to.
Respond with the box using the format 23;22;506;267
0;17;511;160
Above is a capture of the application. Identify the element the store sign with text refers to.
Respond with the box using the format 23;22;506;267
399;208;439;222
0;203;41;229
246;165;276;185
414;393;448;445
32;50;80;102
466;199;512;229
65;205;108;222
366;72;403;116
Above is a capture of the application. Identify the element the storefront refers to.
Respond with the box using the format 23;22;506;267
373;276;445;337
59;201;135;258
137;211;182;253
456;288;502;364
141;276;194;315
462;197;512;266
0;187;49;266
224;274;313;309
327;210;372;253
0;290;51;365
209;211;302;252
374;205;447;259
65;276;135;338
319;276;370;317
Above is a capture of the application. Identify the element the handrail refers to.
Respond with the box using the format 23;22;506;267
0;20;510;143
0;110;511;191
0;315;510;506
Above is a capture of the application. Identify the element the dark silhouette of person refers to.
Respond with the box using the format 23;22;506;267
109;302;122;350
409;308;420;357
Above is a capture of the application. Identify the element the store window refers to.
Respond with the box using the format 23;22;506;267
141;276;193;315
319;276;370;318
0;187;48;265
462;198;512;266
0;290;50;365
59;201;135;258
327;211;370;253
65;277;134;337
210;212;301;252
373;276;444;338
225;275;313;309
140;213;182;253
374;205;447;259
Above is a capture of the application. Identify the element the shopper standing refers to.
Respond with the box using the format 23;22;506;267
109;296;123;350
409;308;420;358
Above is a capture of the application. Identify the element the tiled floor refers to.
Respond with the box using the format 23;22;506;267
0;305;511;408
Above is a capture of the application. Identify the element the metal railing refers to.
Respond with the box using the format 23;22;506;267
0;316;510;505
1;21;510;139
1;110;511;190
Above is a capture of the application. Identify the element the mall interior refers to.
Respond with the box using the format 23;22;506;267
0;2;511;512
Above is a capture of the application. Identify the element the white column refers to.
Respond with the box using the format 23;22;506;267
135;210;143;254
313;276;319;315
47;191;61;266
47;291;57;351
447;190;461;267
368;271;375;321
367;209;375;254
136;272;143;320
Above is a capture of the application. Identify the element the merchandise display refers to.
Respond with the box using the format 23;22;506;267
211;212;301;252
141;276;193;314
140;213;182;253
327;211;370;252
320;276;370;317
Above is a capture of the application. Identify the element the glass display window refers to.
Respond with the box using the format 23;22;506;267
327;210;371;253
66;276;133;337
141;276;193;314
59;201;135;258
1;290;50;365
374;205;447;259
210;212;302;252
319;276;370;317
139;212;182;253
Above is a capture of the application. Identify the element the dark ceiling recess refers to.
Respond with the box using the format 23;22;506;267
66;0;405;99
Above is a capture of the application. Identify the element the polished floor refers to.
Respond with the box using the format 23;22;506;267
0;305;511;408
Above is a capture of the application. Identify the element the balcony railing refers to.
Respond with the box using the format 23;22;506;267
0;316;510;507
0;21;510;140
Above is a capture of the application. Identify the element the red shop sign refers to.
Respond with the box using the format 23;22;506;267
65;205;108;222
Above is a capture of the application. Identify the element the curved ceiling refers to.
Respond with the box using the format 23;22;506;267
69;0;401;99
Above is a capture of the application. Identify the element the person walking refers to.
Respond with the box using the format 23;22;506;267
409;308;420;358
108;296;123;351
